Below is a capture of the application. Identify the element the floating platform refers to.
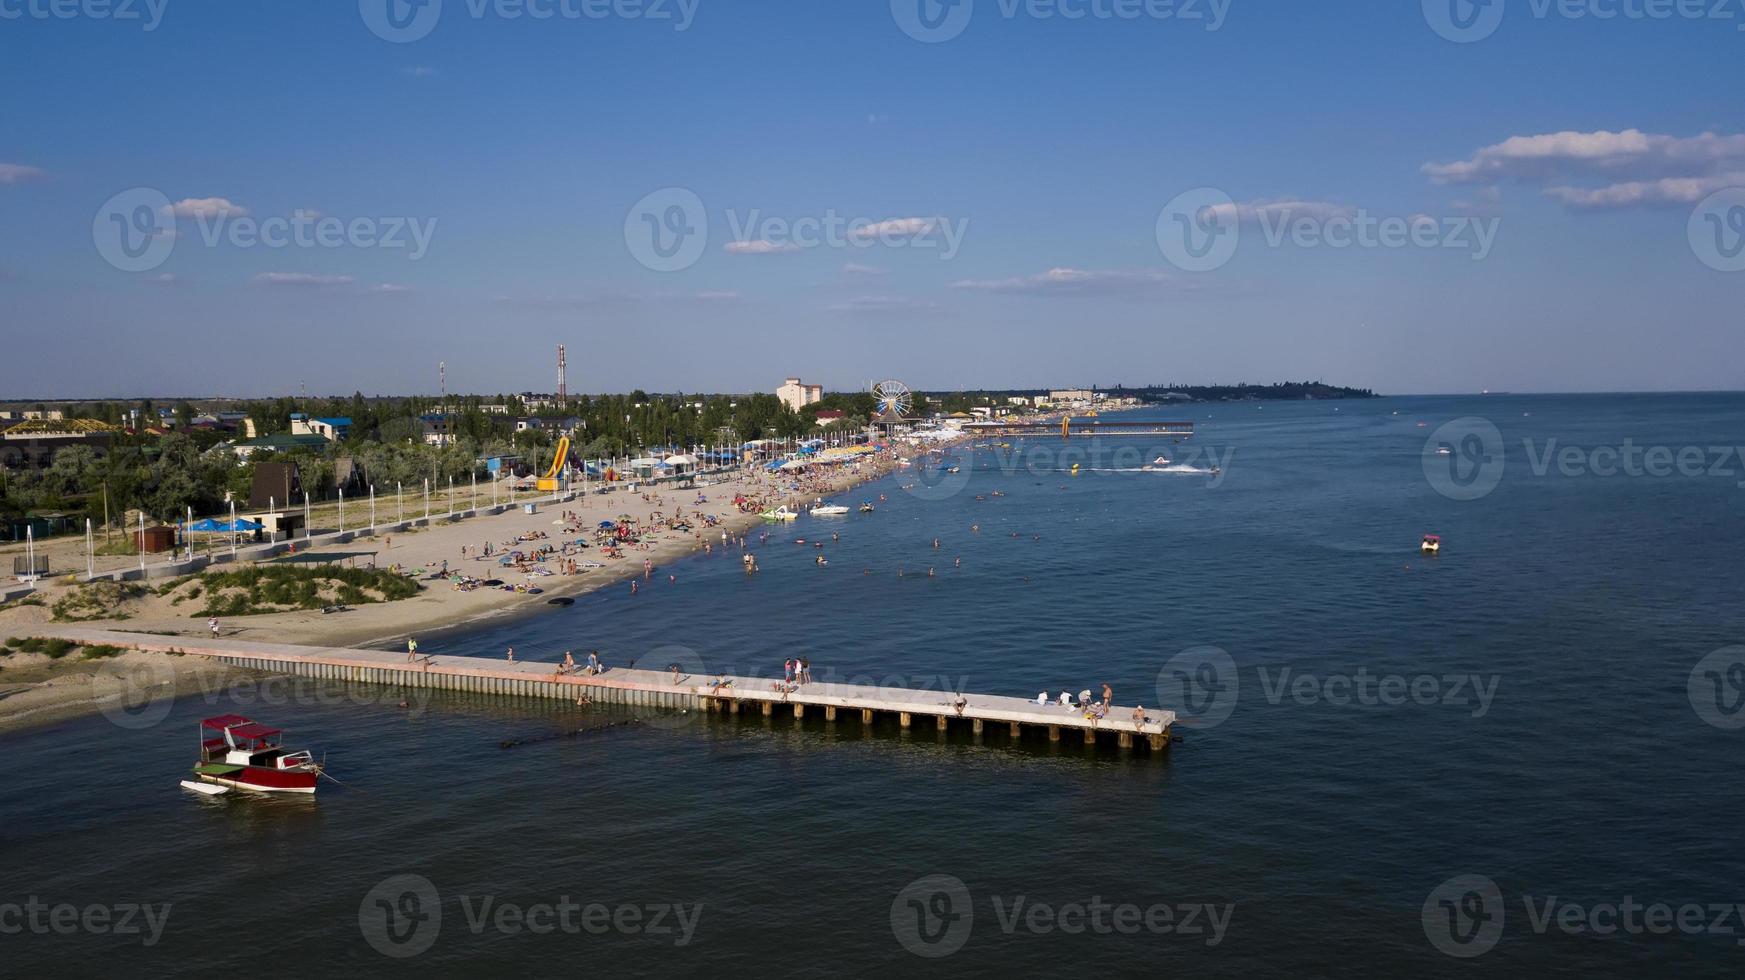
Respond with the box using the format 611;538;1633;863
45;627;1176;753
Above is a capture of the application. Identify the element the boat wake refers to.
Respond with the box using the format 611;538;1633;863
1081;465;1219;475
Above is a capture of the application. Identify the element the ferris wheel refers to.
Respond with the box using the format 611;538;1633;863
873;380;913;418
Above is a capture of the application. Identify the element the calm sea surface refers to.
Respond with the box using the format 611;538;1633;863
4;394;1743;977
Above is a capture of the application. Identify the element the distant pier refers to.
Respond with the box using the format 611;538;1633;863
959;418;1195;439
45;628;1177;753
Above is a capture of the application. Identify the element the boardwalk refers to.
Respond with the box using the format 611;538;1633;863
43;627;1177;752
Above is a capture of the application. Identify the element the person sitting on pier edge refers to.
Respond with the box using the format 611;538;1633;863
1035;691;1049;706
1058;691;1073;707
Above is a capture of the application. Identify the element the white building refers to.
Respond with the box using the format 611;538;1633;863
777;377;824;411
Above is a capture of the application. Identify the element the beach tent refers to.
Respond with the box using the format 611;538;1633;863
190;518;263;533
780;459;808;471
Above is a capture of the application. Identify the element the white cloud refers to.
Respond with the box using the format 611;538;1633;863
849;217;938;240
150;273;180;286
0;163;46;184
253;272;355;287
842;262;886;276
724;240;800;255
696;290;742;301
950;267;1175;295
1424;129;1745;210
1543;172;1745;209
402;66;438;77
370;283;412;293
1204;198;1357;225
165;197;248;219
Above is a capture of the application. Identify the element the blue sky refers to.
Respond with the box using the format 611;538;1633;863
2;0;1742;397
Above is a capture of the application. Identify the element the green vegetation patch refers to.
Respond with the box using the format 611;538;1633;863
167;564;420;617
6;636;79;659
51;581;147;622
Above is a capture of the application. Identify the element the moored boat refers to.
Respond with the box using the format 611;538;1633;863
191;714;321;795
810;505;850;516
760;506;799;522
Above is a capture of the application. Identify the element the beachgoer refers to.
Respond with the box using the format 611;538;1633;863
1131;705;1146;728
406;637;419;662
1079;689;1093;707
507;646;516;663
1058;691;1072;707
208;617;220;638
1035;691;1048;705
1102;683;1113;706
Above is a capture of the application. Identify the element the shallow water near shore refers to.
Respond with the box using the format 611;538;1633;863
3;394;1744;977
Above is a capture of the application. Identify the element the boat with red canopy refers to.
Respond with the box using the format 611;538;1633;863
190;714;322;795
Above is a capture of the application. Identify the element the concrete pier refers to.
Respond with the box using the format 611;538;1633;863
40;627;1176;754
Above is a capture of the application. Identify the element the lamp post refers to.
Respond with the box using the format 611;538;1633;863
229;500;237;555
423;479;430;523
370;485;376;530
85;518;94;580
397;481;404;525
304;492;312;540
449;476;455;516
137;511;146;574
338;488;345;534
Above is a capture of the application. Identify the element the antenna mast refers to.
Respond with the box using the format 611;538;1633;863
557;344;567;410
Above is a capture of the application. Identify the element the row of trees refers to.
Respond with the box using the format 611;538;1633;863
1;389;924;529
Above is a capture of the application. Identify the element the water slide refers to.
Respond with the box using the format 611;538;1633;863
536;435;570;491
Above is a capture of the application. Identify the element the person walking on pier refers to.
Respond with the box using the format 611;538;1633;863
209;617;220;639
1102;683;1113;708
506;646;516;663
406;637;419;663
587;651;601;675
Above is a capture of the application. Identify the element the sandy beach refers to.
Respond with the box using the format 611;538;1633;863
0;453;913;733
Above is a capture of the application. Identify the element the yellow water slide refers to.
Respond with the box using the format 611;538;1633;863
536;435;570;491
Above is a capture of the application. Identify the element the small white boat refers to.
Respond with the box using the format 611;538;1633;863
1152;456;1171;466
180;779;229;796
810;505;850;516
